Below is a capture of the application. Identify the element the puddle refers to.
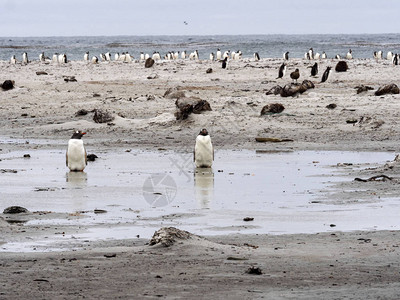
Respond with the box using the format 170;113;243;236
0;148;397;252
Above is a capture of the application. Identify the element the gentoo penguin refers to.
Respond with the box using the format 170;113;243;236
114;52;120;61
222;57;228;69
145;53;150;60
377;50;383;59
52;53;59;63
290;68;300;83
283;51;289;60
320;66;331;83
321;52;327;59
59;54;67;63
174;51;179;60
125;52;132;62
84;51;89;62
310;62;318;77
223;50;230;59
231;51;236;60
346;49;353;59
335;54;341;59
234;51;242;60
22;52;28;64
314;52;320;60
216;48;222;60
140;52;145;61
119;52;126;61
308;48;314;60
91;56;99;64
181;51;186;59
276;63;286;79
100;53;106;61
254;52;260;61
209;52;215;60
10;55;17;64
39;52;45;62
305;52;311;60
387;51;393;61
66;130;87;172
105;52;111;61
194;128;213;168
393;54;399;66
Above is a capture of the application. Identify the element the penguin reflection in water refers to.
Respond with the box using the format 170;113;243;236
194;129;213;168
66;130;87;172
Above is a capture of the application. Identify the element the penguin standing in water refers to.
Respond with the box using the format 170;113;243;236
276;63;286;79
66;130;87;172
222;56;228;69
320;66;332;83
194;129;213;168
309;62;318;77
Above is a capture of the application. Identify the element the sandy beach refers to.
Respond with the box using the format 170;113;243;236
1;57;400;299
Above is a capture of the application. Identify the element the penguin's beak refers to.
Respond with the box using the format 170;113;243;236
82;132;87;135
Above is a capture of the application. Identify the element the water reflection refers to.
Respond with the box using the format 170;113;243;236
194;168;214;209
66;171;88;188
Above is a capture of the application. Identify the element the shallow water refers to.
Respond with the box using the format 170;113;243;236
0;148;397;251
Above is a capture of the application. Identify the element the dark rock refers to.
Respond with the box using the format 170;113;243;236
355;85;374;94
149;227;193;247
93;109;114;123
145;58;155;68
3;206;28;214
265;85;282;95
206;68;213;74
87;154;98;161
36;71;48;76
23;154;31;158
326;103;337;109
335;61;349;72
175;97;212;120
75;109;89;116
246;266;262;275
1;80;15;91
243;217;254;222
260;103;285;115
63;76;77;82
93;93;101;97
374;84;400;96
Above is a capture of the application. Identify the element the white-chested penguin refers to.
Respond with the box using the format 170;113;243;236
209;52;215;61
39;52;45;62
181;50;186;59
22;52;28;64
346;49;353;59
92;56;98;64
393;54;399;66
387;51;393;61
194;128;213;168
321;52;327;59
52;53;59;63
84;51;89;62
320;66;331;83
66;130;87;172
216;48;222;60
314;52;320;60
254;52;260;61
276;63;286;79
10;55;17;64
310;62;318;77
114;52;120;61
283;51;289;60
308;48;314;60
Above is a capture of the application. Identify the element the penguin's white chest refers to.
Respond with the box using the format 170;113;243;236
67;139;87;171
195;136;213;168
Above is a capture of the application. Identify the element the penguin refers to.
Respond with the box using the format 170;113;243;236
209;52;214;61
314;53;320;60
290;68;300;84
174;51;179;60
114;52;120;61
335;54;341;59
231;51;236;60
194;50;199;60
373;51;377;59
387;51;393;61
22;52;28;64
305;52;311;60
321;52;327;59
119;52;126;61
216;48;222;60
105;52;111;61
84;51;89;62
91;56;99;64
58;53;64;63
140;52;145;61
125;52;132;62
308;48;314;60
39;52;45;62
283;51;289;60
52;53;59;63
377;50;383;59
346;49;353;60
254;52;260;61
66;130;87;172
145;53;150;60
100;53;106;61
320;66;331;83
393;54;398;66
223;50;230;59
10;55;17;64
276;63;286;79
234;51;242;60
194;128;213;168
310;62;318;77
181;51;186;59
222;56;228;69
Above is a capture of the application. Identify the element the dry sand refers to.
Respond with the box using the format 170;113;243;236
1;57;400;299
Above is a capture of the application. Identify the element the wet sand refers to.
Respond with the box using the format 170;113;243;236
1;57;400;299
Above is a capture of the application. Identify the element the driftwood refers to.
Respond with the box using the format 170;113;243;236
374;84;400;96
354;175;393;182
260;103;285;115
175;97;212;120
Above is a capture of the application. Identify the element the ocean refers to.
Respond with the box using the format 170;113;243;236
0;34;399;61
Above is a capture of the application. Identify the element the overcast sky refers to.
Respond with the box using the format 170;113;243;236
1;0;399;36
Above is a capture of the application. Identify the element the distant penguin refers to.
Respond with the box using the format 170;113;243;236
22;52;28;64
59;54;67;63
234;50;242;60
194;128;213;168
290;68;300;83
283;51;289;60
314;52;320;60
393;54;399;65
231;51;236;60
320;66;331;83
335;54;341;59
100;53;106;61
387;51;393;61
105;52;111;61
84;51;89;62
209;52;214;60
254;52;260;61
223;50;230;59
118;52;126;61
305;52;311;60
276;63;286;79
222;57;228;69
308;48;314;60
145;53;150;60
174;51;179;59
125;52;132;62
52;53;59;63
377;50;383;59
346;49;353;59
91;56;98;64
181;50;186;59
39;52;45;62
194;50;199;60
10;55;17;64
216;48;222;60
310;62;318;77
66;130;87;172
140;52;145;61
114;52;120;61
321;52;327;59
